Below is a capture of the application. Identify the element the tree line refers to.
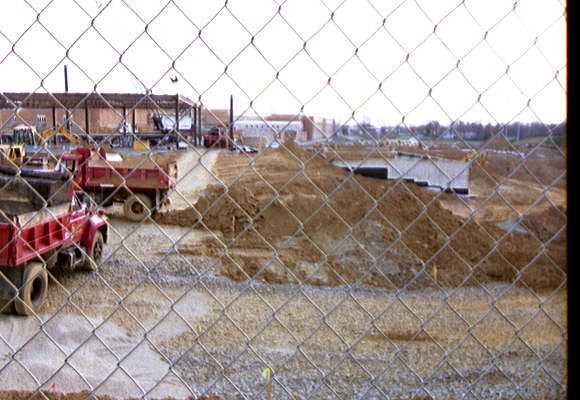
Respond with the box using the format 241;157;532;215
344;121;566;142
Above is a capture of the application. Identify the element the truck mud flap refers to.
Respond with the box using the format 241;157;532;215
0;267;21;311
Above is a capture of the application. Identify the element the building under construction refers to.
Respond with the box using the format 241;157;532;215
0;92;205;145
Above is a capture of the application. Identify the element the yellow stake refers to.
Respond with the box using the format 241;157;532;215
262;367;274;400
433;264;438;284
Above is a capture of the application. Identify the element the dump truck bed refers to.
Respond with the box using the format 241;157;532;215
84;158;177;190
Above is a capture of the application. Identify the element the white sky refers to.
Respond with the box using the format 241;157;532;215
0;0;567;126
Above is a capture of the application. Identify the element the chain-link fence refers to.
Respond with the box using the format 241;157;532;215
0;0;567;399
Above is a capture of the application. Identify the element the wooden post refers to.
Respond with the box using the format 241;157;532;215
132;108;136;134
52;106;56;130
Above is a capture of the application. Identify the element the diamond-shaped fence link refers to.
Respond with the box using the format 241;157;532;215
0;0;566;399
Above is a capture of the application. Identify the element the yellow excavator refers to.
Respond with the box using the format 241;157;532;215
39;126;82;145
463;150;487;166
0;144;25;165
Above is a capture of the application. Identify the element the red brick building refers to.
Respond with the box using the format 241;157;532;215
0;92;195;135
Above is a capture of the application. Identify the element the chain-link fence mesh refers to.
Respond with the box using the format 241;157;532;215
0;0;567;399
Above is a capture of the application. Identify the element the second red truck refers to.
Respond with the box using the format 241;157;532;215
61;148;178;221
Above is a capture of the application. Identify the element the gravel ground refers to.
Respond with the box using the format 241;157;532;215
0;148;567;399
0;216;564;399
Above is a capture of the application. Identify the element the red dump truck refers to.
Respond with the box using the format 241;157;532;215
61;148;178;221
0;169;108;316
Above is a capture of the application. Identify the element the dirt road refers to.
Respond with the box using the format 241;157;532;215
167;149;220;211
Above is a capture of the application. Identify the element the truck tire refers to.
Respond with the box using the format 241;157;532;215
79;231;104;272
14;262;48;316
123;193;153;221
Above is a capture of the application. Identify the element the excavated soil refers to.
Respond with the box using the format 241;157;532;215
91;151;180;169
155;140;567;291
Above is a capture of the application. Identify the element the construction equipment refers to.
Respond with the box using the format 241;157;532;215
132;138;150;151
61;147;178;221
463;150;487;166
0;170;108;315
0;144;25;165
39;126;82;145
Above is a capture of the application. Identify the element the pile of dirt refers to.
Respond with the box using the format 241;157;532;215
156;140;566;291
522;204;567;243
91;151;179;170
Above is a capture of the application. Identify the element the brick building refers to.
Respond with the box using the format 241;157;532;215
0;92;195;135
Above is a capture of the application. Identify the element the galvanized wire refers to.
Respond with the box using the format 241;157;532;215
0;0;567;399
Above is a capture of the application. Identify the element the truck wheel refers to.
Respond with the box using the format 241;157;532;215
80;231;104;272
14;263;48;316
124;194;153;221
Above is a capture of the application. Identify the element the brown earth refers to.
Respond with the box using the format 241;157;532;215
90;150;180;169
155;140;566;291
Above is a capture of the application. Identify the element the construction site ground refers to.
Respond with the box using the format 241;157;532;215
0;143;566;399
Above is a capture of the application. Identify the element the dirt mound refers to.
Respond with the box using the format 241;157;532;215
522;204;567;243
156;140;566;291
92;151;179;169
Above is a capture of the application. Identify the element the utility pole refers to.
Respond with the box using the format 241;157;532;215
64;64;70;132
64;65;69;92
229;94;234;146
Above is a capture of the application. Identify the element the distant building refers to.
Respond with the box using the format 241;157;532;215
235;119;303;147
226;114;337;146
200;108;230;128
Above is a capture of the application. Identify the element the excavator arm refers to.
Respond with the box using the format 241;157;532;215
39;127;82;145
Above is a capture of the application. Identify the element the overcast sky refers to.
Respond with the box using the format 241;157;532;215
0;0;566;126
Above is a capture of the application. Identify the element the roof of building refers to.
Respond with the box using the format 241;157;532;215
0;92;195;110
